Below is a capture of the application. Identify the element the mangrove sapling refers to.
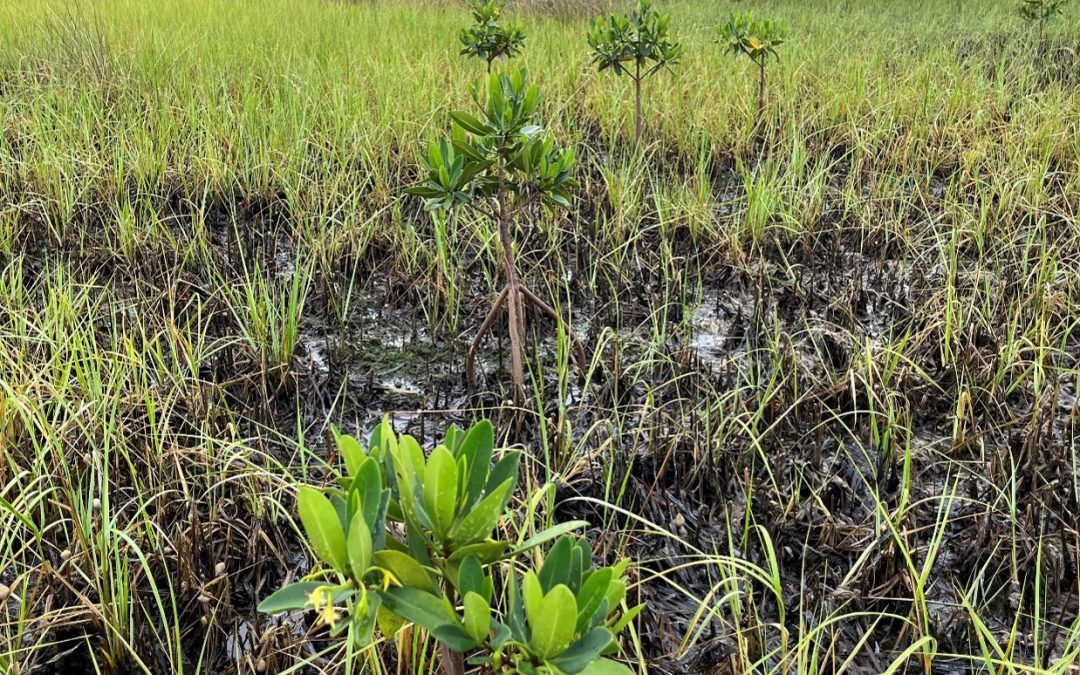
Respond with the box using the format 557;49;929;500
716;13;786;122
259;419;641;675
1019;0;1067;51
407;68;584;402
460;0;526;73
588;0;681;144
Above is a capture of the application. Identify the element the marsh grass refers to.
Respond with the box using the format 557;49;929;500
0;0;1079;673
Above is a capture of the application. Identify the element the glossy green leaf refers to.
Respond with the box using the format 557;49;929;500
449;540;510;564
576;568;614;632
522;571;544;627
257;581;323;613
539;535;575;592
609;603;645;634
528;584;577;659
354;458;383;527
424;445;459;538
486;450;521;502
347;511;372;579
337;433;366;477
297;486;348;573
373;550;436;593
450;111;492;136
550;627;614;674
431;622;480;652
452;477;512;546
457;554;485;598
577;658;636;675
378;587;456;634
463;591;491;643
458;419;494;508
376;603;406;638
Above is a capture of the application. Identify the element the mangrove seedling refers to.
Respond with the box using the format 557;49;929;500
1019;0;1067;45
460;0;526;72
716;13;786;120
407;68;583;402
259;419;641;675
588;0;681;143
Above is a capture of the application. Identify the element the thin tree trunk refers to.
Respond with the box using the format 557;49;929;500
437;644;466;675
757;58;766;121
436;581;466;675
634;61;643;144
500;213;526;403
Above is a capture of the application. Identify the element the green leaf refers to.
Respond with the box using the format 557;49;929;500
349;592;381;648
330;493;349;533
370;488;391;550
512;520;589;555
458;419;494;508
368;416;396;462
424;445;459;538
549;627;614;674
376;603;406;638
576;568;614;633
297;486;349;574
539;535;575;592
257;581;323;613
431;622;480;652
405;184;445;199
451;138;488;161
463;591;491;643
378;587;456;634
528;584;577;659
609;603;645;634
337;433;366;477
507;575;528;642
449;540;510;564
457;554;485;598
523;571;544;627
605;578;627;610
450;111;492;136
349;457;382;529
486;450;521;502
577;658;636;675
347;510;373;579
373;550;437;593
452;477;512;546
392;435;430;529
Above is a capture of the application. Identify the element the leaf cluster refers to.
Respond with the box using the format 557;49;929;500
587;0;681;80
407;69;577;212
460;0;526;67
1019;0;1067;22
259;419;639;675
716;12;786;64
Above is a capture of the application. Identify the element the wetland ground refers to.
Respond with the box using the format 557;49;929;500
1;0;1079;673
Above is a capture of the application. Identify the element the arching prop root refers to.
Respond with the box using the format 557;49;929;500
465;281;588;401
